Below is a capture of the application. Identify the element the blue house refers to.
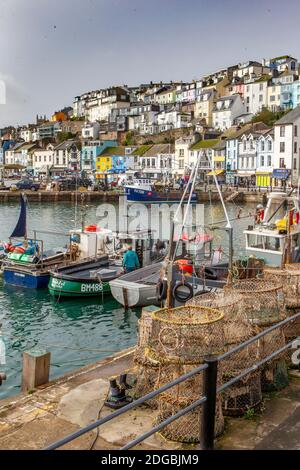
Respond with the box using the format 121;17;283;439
81;139;117;173
0;140;15;165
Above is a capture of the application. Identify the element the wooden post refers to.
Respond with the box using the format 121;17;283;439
22;349;51;392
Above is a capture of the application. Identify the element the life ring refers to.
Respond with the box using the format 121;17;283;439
13;246;25;254
172;281;193;303
156;279;168;302
201;267;218;280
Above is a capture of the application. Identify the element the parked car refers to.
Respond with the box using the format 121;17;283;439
16;179;41;191
56;177;93;191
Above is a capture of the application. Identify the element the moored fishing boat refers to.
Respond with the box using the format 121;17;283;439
48;256;123;298
124;177;197;203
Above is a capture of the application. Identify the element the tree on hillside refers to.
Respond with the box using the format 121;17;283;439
124;131;134;146
56;131;76;143
251;108;290;127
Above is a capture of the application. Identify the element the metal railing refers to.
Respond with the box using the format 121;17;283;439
44;311;300;451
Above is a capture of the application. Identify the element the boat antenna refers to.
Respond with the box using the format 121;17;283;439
205;151;231;229
74;170;78;229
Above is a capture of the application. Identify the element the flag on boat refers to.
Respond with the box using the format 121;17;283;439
10;194;27;239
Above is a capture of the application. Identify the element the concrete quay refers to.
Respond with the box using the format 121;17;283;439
0;347;299;450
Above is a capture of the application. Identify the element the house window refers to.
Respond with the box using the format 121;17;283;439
280;126;285;137
280;142;285;153
243;141;247;151
259;95;263;102
294;142;298;153
261;156;265;166
261;141;265;151
279;158;285;168
268;155;272;166
259;83;263;91
295;125;298;137
294;159;297;170
268;140;272;151
179;149;184;157
270;95;275;102
179;159;184;169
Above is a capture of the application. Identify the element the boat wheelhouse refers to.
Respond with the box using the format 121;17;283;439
244;191;300;267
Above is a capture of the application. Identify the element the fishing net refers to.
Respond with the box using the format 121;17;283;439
264;266;300;309
149;305;226;363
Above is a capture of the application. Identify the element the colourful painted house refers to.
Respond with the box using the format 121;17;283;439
96;146;134;179
81;140;117;172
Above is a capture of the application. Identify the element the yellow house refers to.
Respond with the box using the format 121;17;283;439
51;111;67;122
96;155;112;178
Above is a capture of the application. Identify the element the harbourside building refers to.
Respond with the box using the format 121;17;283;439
273;106;300;184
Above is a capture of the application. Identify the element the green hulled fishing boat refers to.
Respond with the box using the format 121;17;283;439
48;255;123;298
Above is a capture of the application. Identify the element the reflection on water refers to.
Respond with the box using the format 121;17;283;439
0;200;257;399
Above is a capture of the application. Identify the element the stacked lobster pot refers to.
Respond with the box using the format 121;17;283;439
142;305;226;444
264;264;300;342
224;279;288;393
187;292;261;416
133;306;161;406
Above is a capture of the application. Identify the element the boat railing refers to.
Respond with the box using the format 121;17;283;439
44;311;300;451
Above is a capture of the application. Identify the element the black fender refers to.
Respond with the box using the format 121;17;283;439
156;278;168;302
172;281;193;303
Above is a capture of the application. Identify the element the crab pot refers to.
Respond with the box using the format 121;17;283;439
258;326;288;391
156;391;224;444
222;371;262;417
261;358;289;392
133;349;160;408
134;307;156;364
223;279;286;326
149;305;226;363
264;266;300;309
283;309;300;342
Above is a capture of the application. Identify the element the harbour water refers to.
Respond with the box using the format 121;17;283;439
0;200;257;400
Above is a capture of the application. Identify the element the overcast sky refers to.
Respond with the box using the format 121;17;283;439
0;0;300;128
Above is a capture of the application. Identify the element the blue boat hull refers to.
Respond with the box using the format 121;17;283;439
3;267;50;289
125;187;197;203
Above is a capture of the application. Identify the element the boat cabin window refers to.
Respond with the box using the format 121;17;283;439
247;234;281;252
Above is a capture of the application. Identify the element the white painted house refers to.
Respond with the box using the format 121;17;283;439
32;144;54;175
212;95;245;131
274;106;300;184
174;136;195;175
256;130;274;186
244;77;269;115
81;122;100;139
156;110;192;132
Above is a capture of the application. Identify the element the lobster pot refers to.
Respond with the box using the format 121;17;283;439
283;310;300;342
156;395;224;444
134;309;155;364
222;371;262;417
223;279;286;326
188;291;260;373
261;358;289;392
264;266;300;309
259;327;288;392
133;353;160;408
149;306;225;363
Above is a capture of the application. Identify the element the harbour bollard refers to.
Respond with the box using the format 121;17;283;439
21;349;51;393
